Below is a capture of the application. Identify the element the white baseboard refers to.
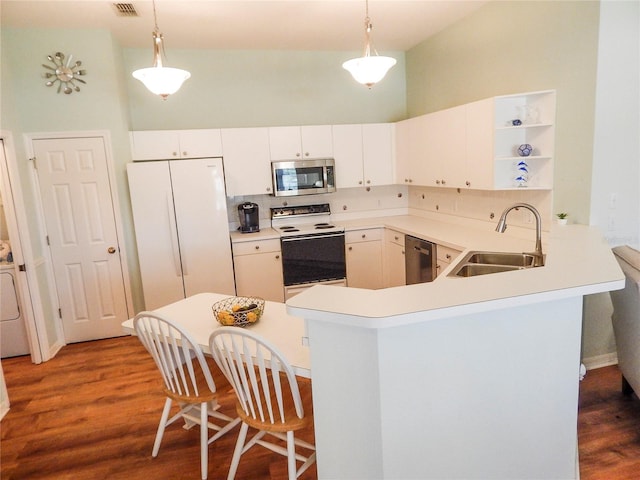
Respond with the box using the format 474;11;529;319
582;352;618;370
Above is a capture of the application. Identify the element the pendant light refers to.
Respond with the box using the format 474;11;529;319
132;0;190;99
342;0;396;88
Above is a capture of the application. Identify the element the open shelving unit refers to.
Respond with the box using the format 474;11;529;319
492;90;556;190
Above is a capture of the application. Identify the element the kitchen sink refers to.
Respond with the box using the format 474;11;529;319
454;264;521;277
465;252;537;268
449;250;544;278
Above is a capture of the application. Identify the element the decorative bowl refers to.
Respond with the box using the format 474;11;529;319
212;296;264;327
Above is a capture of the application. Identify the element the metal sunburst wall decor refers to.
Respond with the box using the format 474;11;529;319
42;52;87;94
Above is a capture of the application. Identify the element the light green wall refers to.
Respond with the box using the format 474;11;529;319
1;27;407;316
123;48;407;129
405;0;600;225
0;27;142;316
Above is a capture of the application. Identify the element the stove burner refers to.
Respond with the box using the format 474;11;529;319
280;226;300;232
315;224;335;230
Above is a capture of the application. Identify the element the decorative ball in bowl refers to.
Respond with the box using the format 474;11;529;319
212;296;265;327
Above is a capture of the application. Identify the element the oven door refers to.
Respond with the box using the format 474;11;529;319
280;232;346;286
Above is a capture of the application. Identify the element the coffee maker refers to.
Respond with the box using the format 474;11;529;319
237;202;260;233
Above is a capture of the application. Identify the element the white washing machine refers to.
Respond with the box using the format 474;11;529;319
1;262;30;357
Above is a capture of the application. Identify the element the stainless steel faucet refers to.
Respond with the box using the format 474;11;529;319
495;203;544;266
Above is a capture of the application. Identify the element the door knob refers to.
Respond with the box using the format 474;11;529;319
107;247;116;254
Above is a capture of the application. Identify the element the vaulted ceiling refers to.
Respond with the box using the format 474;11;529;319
1;1;487;51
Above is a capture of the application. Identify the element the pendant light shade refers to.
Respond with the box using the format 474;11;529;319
132;2;190;99
343;0;396;88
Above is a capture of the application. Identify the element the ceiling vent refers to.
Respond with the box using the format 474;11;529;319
112;3;139;17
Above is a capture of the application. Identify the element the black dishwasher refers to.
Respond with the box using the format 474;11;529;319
405;235;437;284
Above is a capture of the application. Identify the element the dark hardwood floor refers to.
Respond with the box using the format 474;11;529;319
2;336;639;479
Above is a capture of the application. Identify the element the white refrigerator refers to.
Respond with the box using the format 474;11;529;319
127;158;236;310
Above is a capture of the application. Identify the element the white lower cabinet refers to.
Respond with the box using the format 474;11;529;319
384;229;406;287
232;238;284;302
436;244;463;277
345;229;384;290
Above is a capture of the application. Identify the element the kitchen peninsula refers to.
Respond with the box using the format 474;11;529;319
287;213;624;480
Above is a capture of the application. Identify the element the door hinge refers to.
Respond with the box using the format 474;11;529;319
46;235;50;246
29;157;37;169
58;308;62;319
18;264;26;272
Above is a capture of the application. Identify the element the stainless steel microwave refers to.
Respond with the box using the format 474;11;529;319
271;158;336;197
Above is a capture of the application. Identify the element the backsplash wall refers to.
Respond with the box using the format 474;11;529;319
226;185;410;232
226;185;552;232
408;186;553;231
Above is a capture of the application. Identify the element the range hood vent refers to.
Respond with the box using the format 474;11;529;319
112;3;139;17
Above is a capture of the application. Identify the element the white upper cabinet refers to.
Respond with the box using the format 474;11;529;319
269;125;333;160
362;123;394;187
393;118;412;185
221;127;273;197
333;123;394;189
394;116;427;186
395;90;555;190
130;129;223;160
465;99;495;190
333;124;364;188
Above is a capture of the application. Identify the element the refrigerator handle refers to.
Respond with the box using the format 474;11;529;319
166;190;183;277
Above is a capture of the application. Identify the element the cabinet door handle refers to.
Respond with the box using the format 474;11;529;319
255;245;260;250
275;255;280;260
182;151;188;157
466;181;471;187
361;234;366;239
107;246;116;254
348;246;353;251
446;254;452;260
441;179;446;185
266;187;271;192
394;236;399;241
366;180;371;184
304;152;309;157
436;180;441;185
172;151;178;157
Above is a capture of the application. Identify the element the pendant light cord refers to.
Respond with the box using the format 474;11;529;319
363;0;376;57
150;0;167;67
152;0;159;32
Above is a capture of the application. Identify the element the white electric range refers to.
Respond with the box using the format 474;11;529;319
270;203;346;299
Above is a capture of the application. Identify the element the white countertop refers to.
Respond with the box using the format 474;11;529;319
286;214;625;328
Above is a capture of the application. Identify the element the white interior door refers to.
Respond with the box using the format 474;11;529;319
33;137;129;343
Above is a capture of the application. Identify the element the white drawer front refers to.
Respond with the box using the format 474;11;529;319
385;229;404;246
233;238;281;255
346;228;383;244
